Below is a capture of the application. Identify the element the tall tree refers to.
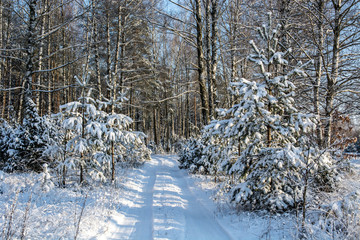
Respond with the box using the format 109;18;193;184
194;0;209;125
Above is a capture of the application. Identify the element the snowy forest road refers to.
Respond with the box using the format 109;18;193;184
101;155;233;240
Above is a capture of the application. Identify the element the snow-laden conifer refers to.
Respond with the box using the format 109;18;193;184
1;98;60;172
202;14;335;211
47;72;150;184
0;119;16;170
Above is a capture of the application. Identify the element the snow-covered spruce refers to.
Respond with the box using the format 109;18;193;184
44;74;150;185
0;99;60;172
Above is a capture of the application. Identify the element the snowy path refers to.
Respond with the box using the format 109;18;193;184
101;155;233;240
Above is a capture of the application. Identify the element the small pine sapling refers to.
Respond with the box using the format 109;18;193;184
55;71;151;185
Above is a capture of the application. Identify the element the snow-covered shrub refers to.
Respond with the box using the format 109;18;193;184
303;191;360;239
313;154;337;192
178;138;205;172
39;163;55;192
121;131;151;167
0;119;15;169
201;132;236;176
172;136;186;153
230;146;303;211
148;142;165;155
229;143;336;212
0;99;60;172
178;134;234;176
326;191;360;239
178;119;239;176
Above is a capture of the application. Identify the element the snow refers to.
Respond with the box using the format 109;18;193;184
0;155;277;239
2;155;359;239
102;155;233;240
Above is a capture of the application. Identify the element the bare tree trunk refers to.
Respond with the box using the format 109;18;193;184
91;0;102;101
119;11;126;98
301;168;309;235
4;4;11;121
205;0;219;119
83;8;91;79
80;86;86;184
111;141;115;181
106;10;112;103
324;1;341;148
205;0;213;118
22;0;38;122
185;77;190;139
194;0;209;125
47;65;52;115
227;0;239;107
194;95;197;130
17;81;25;122
314;0;324;147
278;0;291;49
0;0;4;119
94;26;101;99
153;108;159;145
61;0;68;105
267;28;272;147
165;100;170;152
47;0;52;116
6;60;12;122
62;165;66;187
210;0;219;115
36;0;45;111
111;3;123;114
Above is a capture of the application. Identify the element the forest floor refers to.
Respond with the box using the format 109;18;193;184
1;155;359;239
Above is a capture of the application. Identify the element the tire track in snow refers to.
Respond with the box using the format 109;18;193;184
103;155;234;240
102;158;158;240
129;158;157;239
152;156;187;239
151;155;232;240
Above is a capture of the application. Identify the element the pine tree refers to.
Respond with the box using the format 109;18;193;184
58;73;111;183
51;72;150;185
2;99;59;172
204;14;331;211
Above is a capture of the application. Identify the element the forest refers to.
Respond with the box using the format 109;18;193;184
0;0;360;239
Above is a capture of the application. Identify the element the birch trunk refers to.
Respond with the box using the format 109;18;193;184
91;0;101;101
314;0;325;147
194;0;209;125
111;3;124;113
36;0;45;111
210;0;218;115
21;0;38;122
324;1;341;148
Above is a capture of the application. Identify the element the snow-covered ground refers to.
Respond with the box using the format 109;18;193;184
1;155;359;239
0;168;126;239
101;155;234;240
